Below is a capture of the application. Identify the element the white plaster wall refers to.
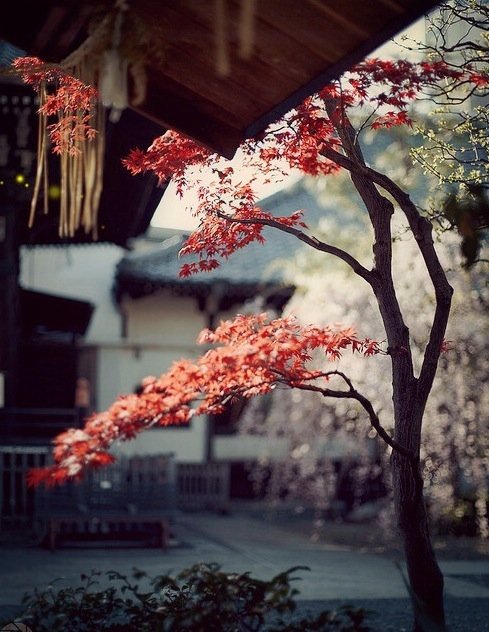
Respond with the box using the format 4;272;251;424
93;344;196;410
84;339;208;463
20;244;123;343
17;244;299;466
116;422;208;462
19;244;268;464
19;245;210;462
104;295;210;462
214;435;289;462
122;293;208;346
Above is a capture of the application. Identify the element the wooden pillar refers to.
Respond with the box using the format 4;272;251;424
0;197;20;407
0;81;38;409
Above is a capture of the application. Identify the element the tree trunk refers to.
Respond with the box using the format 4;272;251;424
392;452;445;631
324;102;451;630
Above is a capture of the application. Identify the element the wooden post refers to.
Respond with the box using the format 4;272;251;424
0;82;38;409
0;199;20;408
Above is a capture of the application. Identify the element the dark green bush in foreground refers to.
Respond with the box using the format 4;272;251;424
6;563;371;631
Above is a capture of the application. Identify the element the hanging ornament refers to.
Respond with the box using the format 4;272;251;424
98;1;129;123
16;0;257;238
213;0;257;77
15;0;153;239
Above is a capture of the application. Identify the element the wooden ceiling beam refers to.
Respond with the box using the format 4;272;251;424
134;73;244;158
0;0;441;157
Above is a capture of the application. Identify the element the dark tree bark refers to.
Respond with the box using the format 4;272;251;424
323;101;452;630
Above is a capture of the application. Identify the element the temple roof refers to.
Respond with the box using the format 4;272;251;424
114;179;340;304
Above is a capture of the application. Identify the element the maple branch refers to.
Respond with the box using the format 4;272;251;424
319;146;453;414
215;211;373;284
322;102;417;394
275;369;416;462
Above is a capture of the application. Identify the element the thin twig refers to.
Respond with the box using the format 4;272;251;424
215;211;373;284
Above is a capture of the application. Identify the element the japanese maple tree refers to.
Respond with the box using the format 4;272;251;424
19;35;487;632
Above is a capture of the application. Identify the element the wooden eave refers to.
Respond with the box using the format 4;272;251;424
0;0;439;157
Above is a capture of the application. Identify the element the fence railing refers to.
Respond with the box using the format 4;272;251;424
35;453;177;518
177;462;230;511
0;445;50;529
1;446;231;530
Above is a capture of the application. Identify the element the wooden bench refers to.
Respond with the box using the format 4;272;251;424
46;514;171;551
36;454;176;551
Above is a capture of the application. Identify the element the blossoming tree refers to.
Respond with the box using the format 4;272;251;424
16;28;487;631
409;0;489;267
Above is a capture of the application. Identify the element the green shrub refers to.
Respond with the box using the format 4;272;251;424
4;563;371;631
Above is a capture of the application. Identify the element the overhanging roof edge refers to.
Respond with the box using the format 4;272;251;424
244;0;441;143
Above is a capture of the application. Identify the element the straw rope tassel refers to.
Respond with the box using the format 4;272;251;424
27;1;153;239
28;83;48;227
90;104;106;240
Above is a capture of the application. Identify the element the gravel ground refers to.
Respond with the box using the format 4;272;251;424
294;597;489;631
236;503;489;630
239;502;489;562
2;597;487;630
2;504;488;630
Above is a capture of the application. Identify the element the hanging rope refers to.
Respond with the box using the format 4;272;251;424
27;0;257;237
28;0;145;238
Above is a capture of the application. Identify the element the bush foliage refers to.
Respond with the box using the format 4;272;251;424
4;563;371;631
